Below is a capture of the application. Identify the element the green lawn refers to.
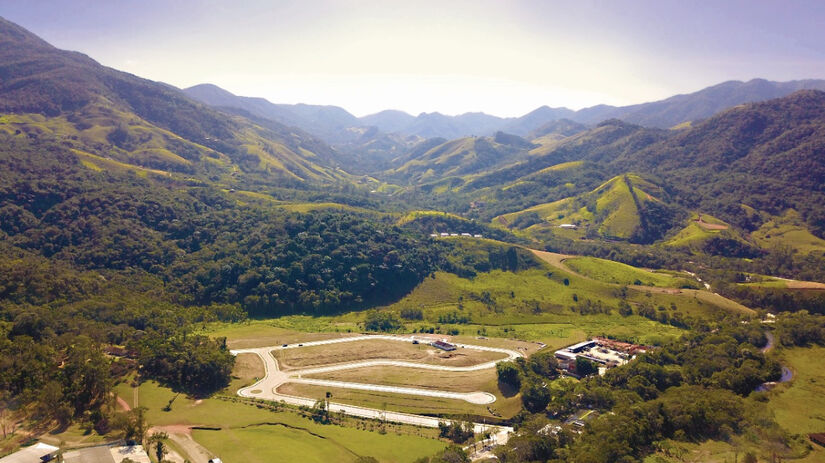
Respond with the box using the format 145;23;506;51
113;380;445;463
193;423;443;463
769;346;825;436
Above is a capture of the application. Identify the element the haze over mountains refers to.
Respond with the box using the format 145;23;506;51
184;78;825;143
0;10;824;254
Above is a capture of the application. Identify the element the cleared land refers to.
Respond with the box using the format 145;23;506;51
301;365;523;418
114;378;445;463
740;278;825;290
228;353;266;392
276;382;522;420
274;339;507;370
204;323;350;349
305;365;493;393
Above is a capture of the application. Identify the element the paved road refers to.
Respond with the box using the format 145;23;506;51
231;334;518;443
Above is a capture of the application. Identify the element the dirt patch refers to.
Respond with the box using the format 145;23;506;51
273;339;506;371
530;249;577;270
785;280;825;290
695;218;728;230
305;365;497;393
227;331;348;349
116;396;131;411
153;424;194;437
232;353;265;380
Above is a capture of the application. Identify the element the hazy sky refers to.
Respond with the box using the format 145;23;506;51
3;0;825;117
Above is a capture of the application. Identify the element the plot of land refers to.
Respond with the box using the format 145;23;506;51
741;278;825;290
114;379;445;463
276;382;521;419
305;365;494;393
273;339;507;371
228;353;265;391
207;323;350;349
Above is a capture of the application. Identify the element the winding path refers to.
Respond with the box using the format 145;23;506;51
755;330;794;392
230;335;521;442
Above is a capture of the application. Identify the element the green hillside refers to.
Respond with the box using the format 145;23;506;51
0;17;349;185
386;133;535;184
495;174;682;243
752;209;825;254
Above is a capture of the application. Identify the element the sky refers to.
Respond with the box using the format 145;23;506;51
2;0;825;117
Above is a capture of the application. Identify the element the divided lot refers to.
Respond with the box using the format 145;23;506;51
277;382;522;420
273;339;507;371
206;323;350;349
305;365;494;393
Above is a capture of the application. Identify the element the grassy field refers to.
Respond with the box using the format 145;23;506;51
112;374;446;463
769;346;825;436
739;277;825;290
274;339;506;370
202;322;351;349
752;210;825;255
301;364;524;419
192;422;444;463
663;213;735;248
563;256;686;287
277;382;523;420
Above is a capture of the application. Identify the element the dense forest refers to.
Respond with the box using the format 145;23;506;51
493;312;825;462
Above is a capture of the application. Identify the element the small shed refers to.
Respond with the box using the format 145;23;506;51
432;340;457;351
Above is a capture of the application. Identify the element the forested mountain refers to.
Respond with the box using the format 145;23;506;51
614;90;825;235
495;174;683;244
574;78;825;128
184;83;362;143
187;79;825;147
385;132;537;184
0;17;348;184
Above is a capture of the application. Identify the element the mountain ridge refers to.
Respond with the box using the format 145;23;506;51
0;16;349;184
185;78;825;145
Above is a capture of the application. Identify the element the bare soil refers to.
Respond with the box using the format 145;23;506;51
273;339;506;371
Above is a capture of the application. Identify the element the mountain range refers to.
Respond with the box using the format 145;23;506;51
0;16;350;184
2;13;825;251
184;79;825;144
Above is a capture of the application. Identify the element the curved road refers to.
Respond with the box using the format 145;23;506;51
231;335;520;441
755;330;794;392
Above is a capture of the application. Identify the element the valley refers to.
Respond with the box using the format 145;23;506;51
1;11;825;463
